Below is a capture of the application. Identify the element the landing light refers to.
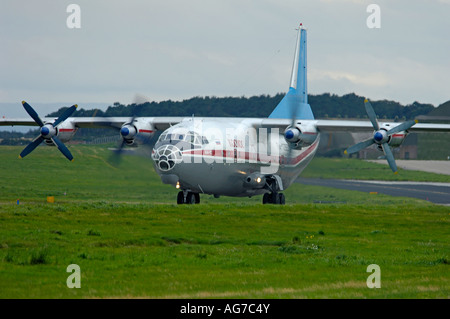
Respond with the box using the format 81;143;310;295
176;182;180;189
256;177;262;183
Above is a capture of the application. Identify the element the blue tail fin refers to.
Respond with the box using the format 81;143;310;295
269;26;314;120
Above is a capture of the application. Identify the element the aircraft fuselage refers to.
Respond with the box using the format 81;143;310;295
152;118;319;197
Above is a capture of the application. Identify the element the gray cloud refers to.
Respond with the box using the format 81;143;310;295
1;0;449;118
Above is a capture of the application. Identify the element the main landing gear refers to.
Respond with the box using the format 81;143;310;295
263;192;285;205
261;175;285;205
177;191;200;204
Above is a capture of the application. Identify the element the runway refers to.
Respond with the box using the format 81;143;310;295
367;160;450;175
296;178;450;205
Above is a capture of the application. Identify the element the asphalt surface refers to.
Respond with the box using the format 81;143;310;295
296;178;450;205
367;160;450;175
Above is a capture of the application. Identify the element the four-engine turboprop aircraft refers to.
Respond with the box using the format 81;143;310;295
2;25;450;204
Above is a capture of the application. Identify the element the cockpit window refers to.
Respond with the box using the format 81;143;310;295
156;130;208;146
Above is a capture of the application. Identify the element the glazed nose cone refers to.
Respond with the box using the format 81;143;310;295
152;145;183;171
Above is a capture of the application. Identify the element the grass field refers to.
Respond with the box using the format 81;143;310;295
0;145;448;298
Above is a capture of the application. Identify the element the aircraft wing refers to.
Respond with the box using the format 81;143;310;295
70;117;185;130
258;118;450;133
3;117;450;133
0;118;44;127
314;119;450;133
0;117;185;131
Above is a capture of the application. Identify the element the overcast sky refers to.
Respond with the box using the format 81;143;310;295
1;0;449;118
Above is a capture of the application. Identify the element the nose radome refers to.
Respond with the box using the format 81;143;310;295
152;145;183;171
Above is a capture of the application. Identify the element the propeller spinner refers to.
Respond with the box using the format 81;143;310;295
19;101;77;161
344;99;418;173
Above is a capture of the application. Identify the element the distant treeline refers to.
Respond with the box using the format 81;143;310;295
47;92;438;121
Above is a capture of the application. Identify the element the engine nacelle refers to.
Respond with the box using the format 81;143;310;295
135;119;155;140
43;120;77;145
120;120;155;145
388;131;407;148
382;123;408;148
56;121;78;142
374;124;408;149
120;124;137;145
284;123;318;148
120;119;155;145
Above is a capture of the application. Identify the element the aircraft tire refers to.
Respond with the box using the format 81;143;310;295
263;193;270;204
271;192;280;204
186;192;196;204
177;191;184;204
194;193;200;204
279;193;285;205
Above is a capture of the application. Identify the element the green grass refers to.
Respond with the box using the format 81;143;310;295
0;145;448;298
1;202;448;298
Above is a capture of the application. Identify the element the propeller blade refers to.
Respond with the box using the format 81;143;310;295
381;143;398;173
108;138;127;167
51;136;74;161
286;140;294;160
22;101;44;127
53;104;78;127
286;92;299;160
344;138;375;155
364;99;380;131
107;99;154;167
19;135;45;159
133;93;151;105
387;120;418;136
111;115;138;165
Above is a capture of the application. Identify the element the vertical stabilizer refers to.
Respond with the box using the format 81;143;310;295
269;25;314;120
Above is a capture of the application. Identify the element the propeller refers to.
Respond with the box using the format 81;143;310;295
108;94;152;166
344;99;418;173
283;99;299;164
19;101;77;161
108;115;138;166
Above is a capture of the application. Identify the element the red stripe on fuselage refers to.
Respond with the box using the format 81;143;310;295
281;138;319;166
181;138;319;166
